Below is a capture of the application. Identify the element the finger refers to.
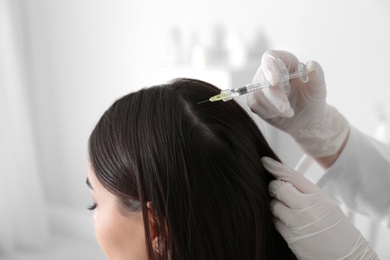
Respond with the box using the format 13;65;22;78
247;89;293;119
261;52;281;86
305;60;325;90
272;199;324;234
269;180;306;210
264;50;300;73
273;216;302;244
271;200;305;231
248;68;293;118
262;157;321;194
251;59;294;118
301;60;327;102
274;216;309;245
269;180;326;214
271;199;291;223
262;85;294;118
261;52;295;117
273;217;293;243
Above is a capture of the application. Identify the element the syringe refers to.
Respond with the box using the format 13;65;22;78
198;59;308;104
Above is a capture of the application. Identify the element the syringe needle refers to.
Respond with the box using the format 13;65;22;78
197;99;210;105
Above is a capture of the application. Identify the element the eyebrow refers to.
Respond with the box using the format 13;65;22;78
86;177;94;190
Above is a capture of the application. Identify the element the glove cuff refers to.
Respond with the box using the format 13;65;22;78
291;105;350;158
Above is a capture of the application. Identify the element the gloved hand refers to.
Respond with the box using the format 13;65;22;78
262;157;379;260
247;50;349;157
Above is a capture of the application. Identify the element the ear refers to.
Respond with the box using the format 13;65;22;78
146;201;159;240
146;202;164;255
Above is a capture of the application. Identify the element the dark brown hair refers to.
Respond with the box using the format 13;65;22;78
88;78;296;259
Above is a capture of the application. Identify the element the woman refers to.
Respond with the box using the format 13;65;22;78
87;78;297;259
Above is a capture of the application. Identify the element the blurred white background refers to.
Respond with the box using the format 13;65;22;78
1;0;390;259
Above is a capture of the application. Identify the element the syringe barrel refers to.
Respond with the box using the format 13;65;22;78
234;86;251;95
238;82;270;95
218;85;253;102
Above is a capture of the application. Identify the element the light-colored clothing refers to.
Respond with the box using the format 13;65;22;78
317;126;390;221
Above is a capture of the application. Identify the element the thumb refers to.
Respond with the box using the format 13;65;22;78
258;54;294;117
248;63;294;118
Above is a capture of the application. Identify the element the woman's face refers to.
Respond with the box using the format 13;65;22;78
87;167;148;260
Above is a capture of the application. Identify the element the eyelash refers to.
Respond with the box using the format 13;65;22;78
87;203;97;211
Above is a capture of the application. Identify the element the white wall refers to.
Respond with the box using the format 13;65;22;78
22;0;390;245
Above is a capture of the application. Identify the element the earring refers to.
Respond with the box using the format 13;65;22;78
152;237;164;255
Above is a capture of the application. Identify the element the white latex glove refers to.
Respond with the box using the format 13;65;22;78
247;50;349;157
262;157;379;260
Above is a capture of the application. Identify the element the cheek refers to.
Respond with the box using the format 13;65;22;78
94;207;115;253
94;206;148;260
